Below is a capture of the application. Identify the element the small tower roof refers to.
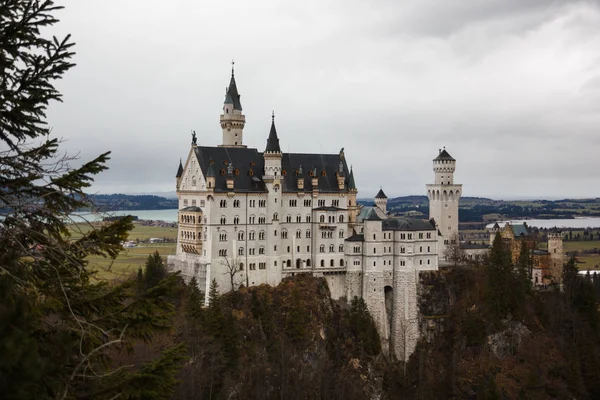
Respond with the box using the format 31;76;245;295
265;112;281;153
348;167;356;190
206;158;216;177
224;65;242;111
433;148;455;161
375;188;387;199
176;159;183;178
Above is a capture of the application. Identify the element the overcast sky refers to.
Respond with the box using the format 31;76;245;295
47;0;600;199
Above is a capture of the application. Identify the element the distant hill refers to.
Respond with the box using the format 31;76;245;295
88;194;177;211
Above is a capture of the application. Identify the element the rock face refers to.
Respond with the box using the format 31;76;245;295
417;271;451;343
486;321;531;360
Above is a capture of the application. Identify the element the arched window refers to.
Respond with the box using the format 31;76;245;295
339;244;344;252
329;244;335;252
339;230;344;238
259;246;265;255
320;215;325;223
219;232;227;242
233;216;240;225
338;215;344;223
320;244;325;253
296;230;302;238
238;231;244;241
273;212;278;221
306;259;311;267
220;216;227;225
259;231;265;240
238;247;244;256
287;259;291;267
320;260;325;267
306;230;311;238
340;259;344;266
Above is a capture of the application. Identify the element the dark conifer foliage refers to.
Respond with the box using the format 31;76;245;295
0;2;185;398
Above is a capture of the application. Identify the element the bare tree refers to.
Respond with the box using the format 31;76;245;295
221;254;243;292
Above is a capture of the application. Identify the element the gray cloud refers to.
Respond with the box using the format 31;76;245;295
46;0;600;199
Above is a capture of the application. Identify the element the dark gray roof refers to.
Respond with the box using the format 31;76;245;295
176;159;183;178
375;188;387;199
314;206;346;212
194;146;352;193
434;149;455;161
511;223;529;237
224;73;242;111
265;115;281;153
348;167;356;190
180;206;202;212
461;243;489;249
532;249;549;255
382;218;436;231
346;233;364;242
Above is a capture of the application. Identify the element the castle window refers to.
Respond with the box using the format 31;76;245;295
318;199;325;207
249;215;256;224
259;247;265;255
281;230;288;239
259;231;265;240
306;216;311;223
289;199;297;207
249;231;256;240
220;169;225;175
419;246;423;252
287;246;291;253
330;259;334;267
373;248;376;254
273;213;278;221
329;244;335;252
373;234;376;240
238;247;244;256
220;200;227;208
332;200;339;207
238;231;244;241
258;216;266;224
234;216;239;225
307;245;310;252
306;230;311;238
427;246;430;252
296;230;302;238
306;259;311;267
321;260;325;267
233;199;240;207
321;170;326;176
419;233;423;239
427;232;431;239
286;215;292;223
296;215;301;223
282;170;287;176
320;215;325;223
234;169;240;176
339;230;344;238
239;262;244;271
338;215;344;223
249;169;254;176
340;259;344;266
339;244;344;252
420;260;423;265
320;245;325;253
220;216;226;225
183;199;188;206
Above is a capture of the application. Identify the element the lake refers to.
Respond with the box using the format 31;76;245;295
71;209;179;223
485;217;600;230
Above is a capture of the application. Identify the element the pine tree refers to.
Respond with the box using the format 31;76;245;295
0;2;185;398
485;233;514;323
144;251;168;290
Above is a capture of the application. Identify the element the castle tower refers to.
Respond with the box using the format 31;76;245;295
548;231;564;284
219;64;246;148
375;188;388;214
263;112;282;179
426;148;462;256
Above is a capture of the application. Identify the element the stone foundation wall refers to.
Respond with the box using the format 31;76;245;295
167;254;209;297
391;270;419;362
345;271;363;301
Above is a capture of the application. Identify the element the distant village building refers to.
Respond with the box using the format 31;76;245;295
488;222;564;285
167;67;459;361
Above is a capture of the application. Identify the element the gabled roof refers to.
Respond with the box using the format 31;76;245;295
192;146;352;193
224;73;242;111
511;223;529;237
265;114;281;153
434;149;455;161
176;159;183;178
375;188;387;199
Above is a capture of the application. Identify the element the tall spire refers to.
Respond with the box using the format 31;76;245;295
223;62;242;111
176;158;183;178
348;166;357;190
265;111;281;153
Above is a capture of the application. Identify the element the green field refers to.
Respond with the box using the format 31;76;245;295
68;223;178;280
563;240;600;252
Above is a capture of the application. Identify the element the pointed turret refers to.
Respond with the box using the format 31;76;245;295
176;159;183;178
265;112;281;153
206;158;216;190
375;187;388;214
348;167;357;191
220;62;246;147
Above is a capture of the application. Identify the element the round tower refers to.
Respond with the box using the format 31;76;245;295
375;188;388;214
219;63;246;148
426;148;462;255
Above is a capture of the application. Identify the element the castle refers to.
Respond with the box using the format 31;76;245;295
167;67;461;360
